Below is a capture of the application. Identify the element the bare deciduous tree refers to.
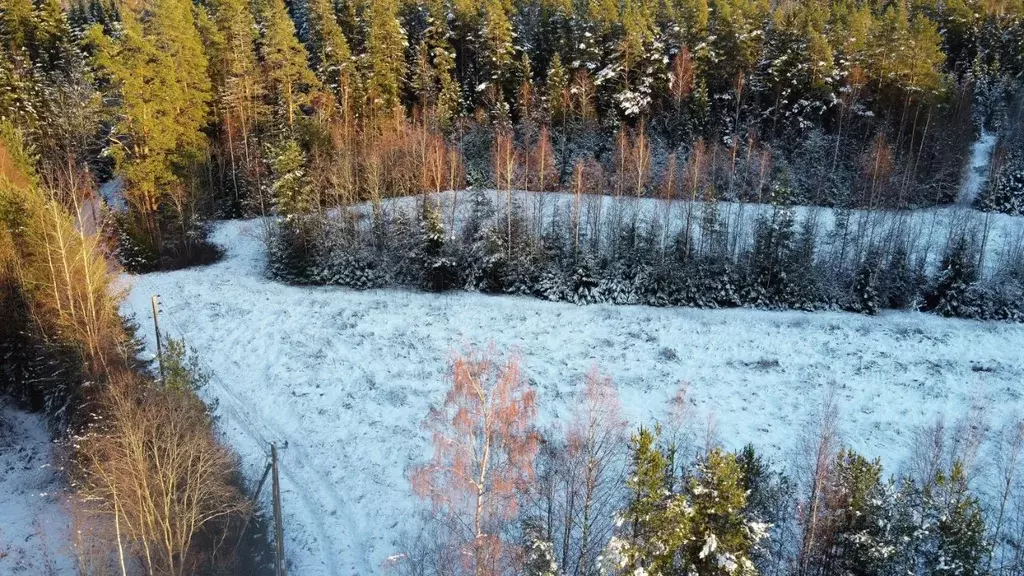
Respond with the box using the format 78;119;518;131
78;373;248;576
564;367;627;575
411;347;540;576
796;391;841;576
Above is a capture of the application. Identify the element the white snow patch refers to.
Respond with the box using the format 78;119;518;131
122;216;1024;576
0;404;76;574
959;131;998;205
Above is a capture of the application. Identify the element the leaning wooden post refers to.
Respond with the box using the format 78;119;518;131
150;295;164;382
272;443;286;576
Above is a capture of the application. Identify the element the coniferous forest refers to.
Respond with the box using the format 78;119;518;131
1;0;1024;573
2;0;1024;317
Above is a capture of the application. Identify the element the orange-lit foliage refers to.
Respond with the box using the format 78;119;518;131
859;131;895;208
412;347;540;576
423;132;464;195
492;130;518;193
0;139;34;191
670;46;695;104
526;126;557;192
358;122;464;206
684;139;710;201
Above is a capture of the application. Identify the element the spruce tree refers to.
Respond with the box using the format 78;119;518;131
521;518;559;576
922;462;990;576
268;137;312;216
604;427;691;576
851;250;881;315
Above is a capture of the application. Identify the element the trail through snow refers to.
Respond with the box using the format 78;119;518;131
124;218;1024;576
959;130;998;205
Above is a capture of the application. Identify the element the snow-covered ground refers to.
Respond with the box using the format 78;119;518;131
122;217;1024;576
0;404;75;574
959;131;998;205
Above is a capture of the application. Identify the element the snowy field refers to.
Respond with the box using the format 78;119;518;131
0;404;75;574
123;217;1024;576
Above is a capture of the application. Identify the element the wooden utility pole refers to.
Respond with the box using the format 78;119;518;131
150;295;164;381
272;443;286;576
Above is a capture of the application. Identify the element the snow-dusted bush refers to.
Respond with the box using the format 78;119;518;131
925;235;982;318
979;152;1024;216
264;192;1024;323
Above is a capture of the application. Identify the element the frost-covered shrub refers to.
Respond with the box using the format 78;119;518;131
566;258;603;305
849;252;882;315
979;151;1024;216
502;254;541;296
267;217;320;284
925;235;981;317
599;261;651;305
535;265;569;302
314;249;387;289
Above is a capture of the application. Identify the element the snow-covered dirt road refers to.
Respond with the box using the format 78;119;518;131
124;218;1024;576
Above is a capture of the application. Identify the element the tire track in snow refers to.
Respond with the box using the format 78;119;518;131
205;359;347;576
129;263;359;576
222;354;371;575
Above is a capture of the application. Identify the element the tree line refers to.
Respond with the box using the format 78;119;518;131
267;179;1024;321
398;346;1024;576
1;0;1023;273
0;124;274;574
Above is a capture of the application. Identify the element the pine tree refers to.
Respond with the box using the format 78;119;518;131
147;0;214;136
479;0;514;90
686;448;763;576
706;0;769;131
254;0;320;131
603;427;691;576
86;0;213;256
299;0;354;112
360;0;407;122
200;0;262;212
595;0;663;118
